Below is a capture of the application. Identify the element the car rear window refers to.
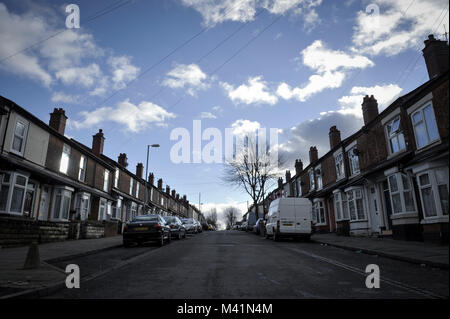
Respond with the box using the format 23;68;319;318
133;216;159;222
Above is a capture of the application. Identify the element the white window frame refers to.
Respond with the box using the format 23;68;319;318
136;182;140;198
112;197;122;220
315;166;323;190
103;169;110;192
59;144;71;174
417;168;449;219
10;117;29;156
385;116;406;155
75;192;90;221
347;146;360;176
129;177;134;195
114;168;120;188
309;169;315;191
312;199;326;226
345;187;366;221
98;198;107;221
0;171;29;215
78;155;87;182
334;151;345;180
410;102;440;150
297;179;302;197
51;187;73;221
333;190;349;221
387;172;417;215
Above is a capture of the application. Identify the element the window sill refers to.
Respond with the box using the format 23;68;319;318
415;139;441;154
386;148;407;160
336;219;350;222
314;222;327;226
350;219;368;223
390;212;418;220
421;216;449;224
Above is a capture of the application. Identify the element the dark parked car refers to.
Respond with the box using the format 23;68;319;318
181;218;197;234
163;216;186;239
123;215;171;247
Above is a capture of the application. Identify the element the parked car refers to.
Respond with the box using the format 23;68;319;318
253;218;264;235
181;218;198;234
265;198;312;241
202;222;210;231
195;220;203;233
123;214;171;247
163;216;186;239
241;221;248;231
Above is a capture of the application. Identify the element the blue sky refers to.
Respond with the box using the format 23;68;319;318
0;0;448;219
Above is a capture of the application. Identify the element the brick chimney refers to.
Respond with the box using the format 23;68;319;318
49;108;67;135
118;153;128;167
176;194;180;200
278;177;283;189
285;170;291;182
309;146;318;163
157;178;163;190
183;195;187;202
362;95;379;126
136;163;143;179
92;129;105;156
166;185;170;194
148;173;154;185
171;190;176;197
295;159;303;175
329;126;341;149
423;34;449;79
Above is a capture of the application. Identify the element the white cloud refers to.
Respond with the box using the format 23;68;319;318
55;63;103;87
163;63;209;96
277;40;374;102
179;0;323;27
51;92;80;104
222;76;278;105
230;119;261;136
73;100;176;133
108;56;140;90
200;111;218;119
352;0;449;56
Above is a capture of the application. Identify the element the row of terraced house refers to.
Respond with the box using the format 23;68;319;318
264;35;449;244
0;96;203;247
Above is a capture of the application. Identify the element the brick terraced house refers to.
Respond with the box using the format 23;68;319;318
264;35;449;244
0;100;203;247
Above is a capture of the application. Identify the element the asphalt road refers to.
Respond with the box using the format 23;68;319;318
46;230;449;299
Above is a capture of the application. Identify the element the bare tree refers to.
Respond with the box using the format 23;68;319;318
206;208;218;228
222;134;282;219
224;206;239;230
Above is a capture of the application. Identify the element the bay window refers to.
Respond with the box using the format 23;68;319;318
10;117;29;156
312;199;326;225
334;191;349;221
385;116;406;154
0;172;29;215
59;144;71;174
411;102;439;149
52;188;72;221
346;188;366;221
112;198;122;220
75;193;90;221
417;168;449;218
387;173;416;214
98;198;107;221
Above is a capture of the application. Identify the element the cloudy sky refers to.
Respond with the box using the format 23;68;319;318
0;0;448;226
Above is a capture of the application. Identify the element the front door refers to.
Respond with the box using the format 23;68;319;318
38;186;50;221
368;185;382;234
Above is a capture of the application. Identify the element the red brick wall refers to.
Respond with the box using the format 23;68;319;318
432;80;449;142
321;154;337;188
357;123;388;171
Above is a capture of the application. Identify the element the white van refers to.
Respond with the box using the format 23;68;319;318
265;198;312;241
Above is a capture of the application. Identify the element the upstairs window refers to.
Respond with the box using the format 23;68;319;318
297;180;302;197
309;170;315;191
136;182;140;198
129;178;134;195
315;167;323;190
411;103;439;149
114;168;120;188
103;170;109;192
347;146;360;176
78;155;86;182
385;116;406;154
334;152;345;180
59;144;71;174
11;118;29;156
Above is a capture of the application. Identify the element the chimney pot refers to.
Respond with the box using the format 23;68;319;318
362;95;379;126
92;129;105;156
49;108;68;135
172;190;176;197
295;159;303;175
118;153;128;167
285;170;291;182
277;177;283;189
157;178;163;190
136;163;144;179
422;34;449;79
329;126;341;149
309;146;318;163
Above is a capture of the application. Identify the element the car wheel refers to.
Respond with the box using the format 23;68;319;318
178;232;182;240
159;234;164;247
273;229;279;242
183;231;187;238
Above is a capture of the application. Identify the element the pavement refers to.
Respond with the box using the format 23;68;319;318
0;236;123;298
46;231;448;299
311;233;449;269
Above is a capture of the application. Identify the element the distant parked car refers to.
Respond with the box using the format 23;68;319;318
253;218;264;235
163;216;186;240
123;214;171;247
195;220;203;233
181;218;198;234
241;221;248;231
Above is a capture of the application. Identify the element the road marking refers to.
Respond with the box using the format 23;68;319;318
286;247;446;299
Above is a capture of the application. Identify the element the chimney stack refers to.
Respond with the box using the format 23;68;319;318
148;173;154;185
329;126;341;149
166;185;170;194
285;170;291;182
157;178;163;190
176;194;180;200
423;34;449;79
295;159;303;175
309;146;318;164
92;129;105;156
183;195;187;202
362;95;379;126
136;163;143;179
171;190;176;198
49;108;67;135
118;153;128;167
278;177;283;189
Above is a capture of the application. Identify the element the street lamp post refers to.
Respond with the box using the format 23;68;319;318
145;144;160;214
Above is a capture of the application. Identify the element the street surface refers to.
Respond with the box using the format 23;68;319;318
46;231;449;299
